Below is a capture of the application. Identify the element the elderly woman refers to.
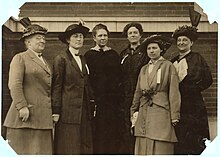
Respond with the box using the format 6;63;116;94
52;22;94;154
85;23;122;154
3;24;53;154
130;34;181;155
171;25;213;155
120;22;150;154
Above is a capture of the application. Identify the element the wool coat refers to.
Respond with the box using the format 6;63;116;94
52;50;94;154
4;49;53;129
130;58;181;142
171;51;213;154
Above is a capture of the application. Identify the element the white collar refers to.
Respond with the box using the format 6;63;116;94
29;48;42;57
69;47;80;56
149;56;164;65
91;45;111;52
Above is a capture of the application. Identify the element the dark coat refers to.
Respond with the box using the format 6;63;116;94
171;51;213;154
85;48;122;154
119;45;150;154
52;50;94;154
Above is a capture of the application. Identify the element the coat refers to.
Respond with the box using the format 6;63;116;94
52;49;94;123
130;57;181;142
171;51;213;154
3;49;53;129
52;49;94;154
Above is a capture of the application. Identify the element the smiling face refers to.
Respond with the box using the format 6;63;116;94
177;36;193;53
26;34;46;53
93;29;108;48
67;33;84;50
147;43;162;61
127;26;142;45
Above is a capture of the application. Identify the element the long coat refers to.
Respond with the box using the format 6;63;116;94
4;49;53;129
171;51;213;154
3;49;53;154
130;58;181;142
85;48;122;154
52;50;94;154
119;45;149;154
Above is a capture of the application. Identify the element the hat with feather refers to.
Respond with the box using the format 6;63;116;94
172;8;201;41
20;17;48;41
58;20;90;44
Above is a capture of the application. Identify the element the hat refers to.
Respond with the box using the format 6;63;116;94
21;24;48;40
141;34;172;54
58;22;90;44
122;22;143;37
172;8;201;41
172;25;198;41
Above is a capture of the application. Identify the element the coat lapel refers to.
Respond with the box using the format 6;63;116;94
26;49;51;75
147;60;164;87
66;50;83;77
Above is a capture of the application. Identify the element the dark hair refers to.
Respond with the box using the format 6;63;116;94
122;22;143;37
92;23;110;37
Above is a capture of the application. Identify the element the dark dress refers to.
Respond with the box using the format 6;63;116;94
119;45;149;154
171;51;213;155
52;50;93;154
85;48;122;154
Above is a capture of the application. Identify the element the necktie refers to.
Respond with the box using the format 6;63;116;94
38;53;42;57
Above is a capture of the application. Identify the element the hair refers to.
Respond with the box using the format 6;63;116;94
92;23;110;37
122;22;143;37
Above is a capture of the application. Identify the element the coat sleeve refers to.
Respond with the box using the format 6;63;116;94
51;55;65;114
8;54;28;110
130;68;142;118
169;64;181;121
198;55;213;91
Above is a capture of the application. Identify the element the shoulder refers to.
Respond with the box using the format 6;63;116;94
11;51;28;63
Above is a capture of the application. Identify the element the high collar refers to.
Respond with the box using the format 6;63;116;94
91;45;111;52
69;46;80;56
149;56;164;65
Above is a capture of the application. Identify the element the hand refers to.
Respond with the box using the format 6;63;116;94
131;112;139;127
52;114;60;123
19;107;30;122
172;119;179;126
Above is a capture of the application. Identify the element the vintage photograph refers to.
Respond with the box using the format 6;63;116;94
1;2;217;155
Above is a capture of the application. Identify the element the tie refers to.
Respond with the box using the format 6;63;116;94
99;48;104;53
38;53;42;57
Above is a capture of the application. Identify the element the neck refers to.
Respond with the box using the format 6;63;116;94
130;42;140;49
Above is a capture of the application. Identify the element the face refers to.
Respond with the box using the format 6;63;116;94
147;43;162;61
26;34;46;53
93;29;108;48
67;33;84;49
177;36;193;53
127;27;141;44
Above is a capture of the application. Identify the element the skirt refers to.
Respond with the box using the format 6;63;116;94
6;128;53;155
135;136;174;155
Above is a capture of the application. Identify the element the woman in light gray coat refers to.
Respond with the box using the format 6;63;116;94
130;34;181;155
3;24;53;154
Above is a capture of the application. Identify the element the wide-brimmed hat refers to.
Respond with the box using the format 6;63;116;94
141;34;172;54
58;23;89;44
172;25;198;41
20;24;48;40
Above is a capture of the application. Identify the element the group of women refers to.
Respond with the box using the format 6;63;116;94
3;20;213;155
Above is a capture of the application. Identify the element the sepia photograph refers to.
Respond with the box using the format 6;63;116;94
0;1;218;156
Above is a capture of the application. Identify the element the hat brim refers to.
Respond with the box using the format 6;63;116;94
58;26;89;44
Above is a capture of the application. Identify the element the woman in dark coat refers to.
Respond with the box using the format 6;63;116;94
119;22;150;154
171;25;213;154
52;22;94;154
85;23;122;154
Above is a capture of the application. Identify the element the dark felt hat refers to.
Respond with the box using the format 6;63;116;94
172;25;198;41
20;24;47;40
58;23;89;44
141;34;172;54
